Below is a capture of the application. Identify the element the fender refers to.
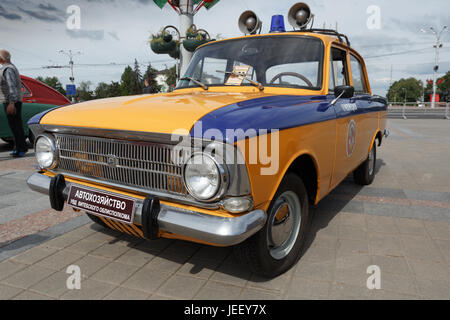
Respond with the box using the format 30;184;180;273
267;149;322;208
368;128;383;154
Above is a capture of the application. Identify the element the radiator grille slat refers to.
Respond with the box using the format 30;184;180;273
55;134;187;196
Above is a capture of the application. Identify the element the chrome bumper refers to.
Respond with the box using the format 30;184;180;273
27;173;267;246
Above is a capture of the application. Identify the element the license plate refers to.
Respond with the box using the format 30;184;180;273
67;185;136;224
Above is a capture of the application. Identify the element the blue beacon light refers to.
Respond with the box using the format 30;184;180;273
270;15;286;33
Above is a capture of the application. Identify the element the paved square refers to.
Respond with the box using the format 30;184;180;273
1;119;450;300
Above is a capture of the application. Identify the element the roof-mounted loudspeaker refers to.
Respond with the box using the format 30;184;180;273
238;10;262;35
288;2;314;30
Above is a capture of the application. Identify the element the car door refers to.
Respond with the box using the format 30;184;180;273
329;46;359;189
348;53;377;166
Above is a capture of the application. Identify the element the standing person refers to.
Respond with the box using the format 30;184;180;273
142;78;153;94
0;49;27;157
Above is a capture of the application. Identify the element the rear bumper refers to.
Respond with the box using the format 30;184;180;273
27;173;267;246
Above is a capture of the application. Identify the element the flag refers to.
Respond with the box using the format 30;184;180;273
204;0;220;9
153;0;168;9
153;0;219;10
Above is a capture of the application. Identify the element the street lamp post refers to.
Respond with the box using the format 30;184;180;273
422;83;425;104
402;88;407;119
151;0;221;80
179;0;194;77
59;50;82;103
403;88;407;106
421;26;448;109
59;50;82;85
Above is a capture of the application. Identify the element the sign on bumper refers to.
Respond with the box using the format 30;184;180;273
67;185;135;224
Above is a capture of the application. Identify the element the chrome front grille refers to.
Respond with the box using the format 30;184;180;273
54;134;188;196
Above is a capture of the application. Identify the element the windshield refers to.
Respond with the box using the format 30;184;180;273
176;35;324;90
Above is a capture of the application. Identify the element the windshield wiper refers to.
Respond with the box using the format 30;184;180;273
180;77;208;91
216;70;264;91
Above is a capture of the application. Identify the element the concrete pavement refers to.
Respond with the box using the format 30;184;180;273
0;119;449;300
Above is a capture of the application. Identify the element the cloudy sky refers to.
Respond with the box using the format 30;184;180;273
0;0;449;96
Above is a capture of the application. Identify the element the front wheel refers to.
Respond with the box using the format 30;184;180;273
235;172;310;278
353;142;376;185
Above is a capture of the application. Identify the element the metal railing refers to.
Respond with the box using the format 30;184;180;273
387;102;450;120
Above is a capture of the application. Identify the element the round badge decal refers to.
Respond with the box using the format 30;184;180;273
346;119;356;157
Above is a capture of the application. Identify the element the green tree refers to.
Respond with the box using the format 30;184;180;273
35;76;66;95
94;82;111;99
387;78;423;103
120;66;134;96
424;71;450;101
94;81;123;99
164;65;178;90
133;59;143;93
143;64;162;93
76;81;94;101
437;71;450;92
120;61;142;96
108;81;122;97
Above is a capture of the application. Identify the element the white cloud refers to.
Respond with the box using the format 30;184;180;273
0;0;448;96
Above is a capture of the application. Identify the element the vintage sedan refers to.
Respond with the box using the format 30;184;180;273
0;75;70;145
27;24;387;277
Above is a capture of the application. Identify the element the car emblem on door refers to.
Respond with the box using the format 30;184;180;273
347;119;356;157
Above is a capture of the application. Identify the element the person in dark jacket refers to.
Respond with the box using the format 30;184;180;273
142;78;153;94
0;49;27;157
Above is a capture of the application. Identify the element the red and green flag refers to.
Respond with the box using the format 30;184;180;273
202;0;221;9
152;0;220;10
153;0;168;9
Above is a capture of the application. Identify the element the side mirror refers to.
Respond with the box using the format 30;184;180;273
334;85;354;99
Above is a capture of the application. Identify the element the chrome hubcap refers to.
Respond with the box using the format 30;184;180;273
267;191;301;260
368;147;375;176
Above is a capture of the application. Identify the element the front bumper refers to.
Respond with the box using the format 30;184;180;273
27;173;267;246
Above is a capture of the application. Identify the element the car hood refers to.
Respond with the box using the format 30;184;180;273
40;91;273;134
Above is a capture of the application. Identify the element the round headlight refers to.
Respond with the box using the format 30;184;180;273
35;135;57;169
184;153;225;201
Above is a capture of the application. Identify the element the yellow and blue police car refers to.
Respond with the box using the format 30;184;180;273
27;3;388;277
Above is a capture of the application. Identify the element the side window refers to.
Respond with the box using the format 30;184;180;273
350;54;367;93
329;48;349;92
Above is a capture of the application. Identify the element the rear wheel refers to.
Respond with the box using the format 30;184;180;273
235;172;310;278
353;142;376;185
